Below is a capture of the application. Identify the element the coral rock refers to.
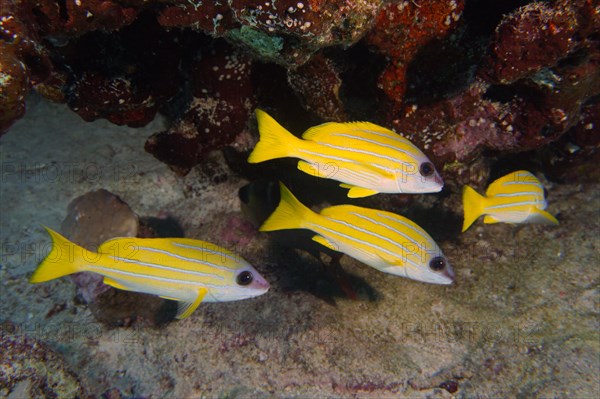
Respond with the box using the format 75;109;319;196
225;0;382;65
287;53;346;121
392;80;516;166
59;189;177;327
543;101;600;183
158;2;235;35
61;189;139;303
482;1;579;84
66;72;159;126
146;44;255;174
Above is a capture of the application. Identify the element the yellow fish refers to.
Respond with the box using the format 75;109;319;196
260;183;454;285
248;109;443;198
462;170;559;232
30;228;270;319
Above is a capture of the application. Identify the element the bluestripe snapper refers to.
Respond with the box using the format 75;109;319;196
248;109;443;198
260;183;454;285
462;170;559;232
30;227;270;319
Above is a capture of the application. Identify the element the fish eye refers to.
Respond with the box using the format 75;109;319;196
420;162;435;177
236;271;254;286
429;256;446;271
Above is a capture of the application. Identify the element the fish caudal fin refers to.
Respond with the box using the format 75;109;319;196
462;185;486;232
29;227;87;283
247;109;300;163
259;182;314;232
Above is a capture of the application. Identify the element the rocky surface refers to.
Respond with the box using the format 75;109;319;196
0;95;598;398
0;330;85;398
2;1;597;181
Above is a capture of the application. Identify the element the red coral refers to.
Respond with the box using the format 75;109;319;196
64;0;139;35
366;0;465;108
0;44;28;134
157;2;235;35
1;4;52;134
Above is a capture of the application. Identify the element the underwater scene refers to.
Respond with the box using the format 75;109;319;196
1;1;599;398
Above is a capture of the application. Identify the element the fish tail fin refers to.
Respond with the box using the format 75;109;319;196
29;227;87;283
248;109;300;163
259;183;314;232
462;185;485;232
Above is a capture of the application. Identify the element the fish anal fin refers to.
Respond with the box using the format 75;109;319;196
345;186;379;198
103;277;130;291
176;288;207;320
525;207;559;225
483;215;500;224
312;235;339;252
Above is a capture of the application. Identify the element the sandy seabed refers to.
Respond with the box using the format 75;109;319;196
1;95;599;398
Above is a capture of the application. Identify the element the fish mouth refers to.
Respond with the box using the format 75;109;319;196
439;266;455;284
433;173;444;190
252;274;271;293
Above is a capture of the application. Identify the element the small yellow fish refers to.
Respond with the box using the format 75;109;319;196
248;109;443;198
260;183;454;284
462;170;559;232
30;228;270;319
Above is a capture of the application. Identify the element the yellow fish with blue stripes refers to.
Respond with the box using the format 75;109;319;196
462;170;559;232
248;109;443;198
30;227;270;319
260;183;454;284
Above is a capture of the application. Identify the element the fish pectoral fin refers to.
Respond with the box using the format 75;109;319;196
312;235;339;252
343;185;379;198
175;288;208;320
103;277;130;291
525;207;559;225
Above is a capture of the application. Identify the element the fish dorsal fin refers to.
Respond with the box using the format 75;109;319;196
302;121;395;142
175;288;208;319
486;170;541;196
312;235;339;252
103;277;130;291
